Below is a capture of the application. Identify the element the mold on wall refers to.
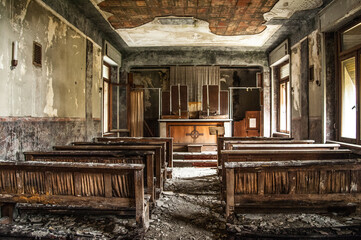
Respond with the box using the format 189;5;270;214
0;0;103;160
291;44;302;120
92;44;102;119
220;68;261;121
0;117;100;160
0;0;86;118
325;32;337;141
123;50;269;71
132;69;169;137
291;40;309;140
220;68;258;89
308;30;323;142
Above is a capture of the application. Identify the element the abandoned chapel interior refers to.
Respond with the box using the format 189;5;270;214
2;0;361;239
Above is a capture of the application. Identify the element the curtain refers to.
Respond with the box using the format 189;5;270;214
130;90;144;137
170;66;220;103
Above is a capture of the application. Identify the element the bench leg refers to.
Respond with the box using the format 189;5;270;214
226;168;235;219
146;155;155;202
135;169;146;230
1;203;15;224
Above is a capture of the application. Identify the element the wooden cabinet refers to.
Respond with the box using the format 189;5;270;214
233;111;261;137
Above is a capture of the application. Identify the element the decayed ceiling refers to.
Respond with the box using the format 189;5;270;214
91;0;325;48
98;0;278;36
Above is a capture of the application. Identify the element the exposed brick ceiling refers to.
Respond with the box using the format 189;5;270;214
98;0;278;36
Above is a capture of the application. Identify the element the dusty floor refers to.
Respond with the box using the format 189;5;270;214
1;167;361;239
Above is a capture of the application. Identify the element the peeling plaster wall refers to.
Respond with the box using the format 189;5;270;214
288;30;323;142
0;0;102;160
308;30;323;142
324;33;337;141
291;40;309;140
123;50;268;71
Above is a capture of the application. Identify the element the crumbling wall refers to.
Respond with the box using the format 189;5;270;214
324;33;337;141
308;30;323;143
0;0;102;160
289;30;323;142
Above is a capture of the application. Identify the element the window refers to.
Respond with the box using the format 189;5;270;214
278;62;290;133
103;63;111;133
338;20;361;143
340;57;356;139
102;63;130;135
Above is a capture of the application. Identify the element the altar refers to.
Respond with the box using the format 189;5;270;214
159;119;232;151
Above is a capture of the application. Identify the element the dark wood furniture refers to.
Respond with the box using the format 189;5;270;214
24;150;155;202
233;111;261;137
171;85;188;117
0;160;150;229
96;137;173;169
225;159;361;217
160;119;231;152
54;144;164;195
202;85;219;115
230;143;340;150
217;137;297;169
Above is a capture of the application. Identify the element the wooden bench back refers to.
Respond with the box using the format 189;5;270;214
52;145;165;194
217;137;310;167
220;149;353;167
24;151;155;202
0;160;148;227
67;143;166;168
224;159;361;217
230;143;340;151
219;149;355;184
95;137;173;167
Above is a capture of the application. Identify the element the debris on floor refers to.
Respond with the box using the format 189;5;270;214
0;167;360;239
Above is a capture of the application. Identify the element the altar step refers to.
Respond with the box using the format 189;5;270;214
173;151;218;167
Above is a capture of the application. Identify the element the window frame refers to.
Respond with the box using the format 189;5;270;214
103;62;112;133
277;61;290;133
337;19;361;144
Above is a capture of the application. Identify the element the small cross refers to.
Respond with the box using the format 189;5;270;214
186;126;204;139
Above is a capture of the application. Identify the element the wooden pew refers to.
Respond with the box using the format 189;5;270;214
224;140;316;151
217;137;307;168
24;151;156;202
0;160;150;229
96;137;173;170
230;143;340;151
219;149;355;190
73;141;167;167
53;144;165;195
225;159;361;217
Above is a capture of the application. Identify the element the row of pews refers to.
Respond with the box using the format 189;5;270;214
0;137;173;230
217;137;361;218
